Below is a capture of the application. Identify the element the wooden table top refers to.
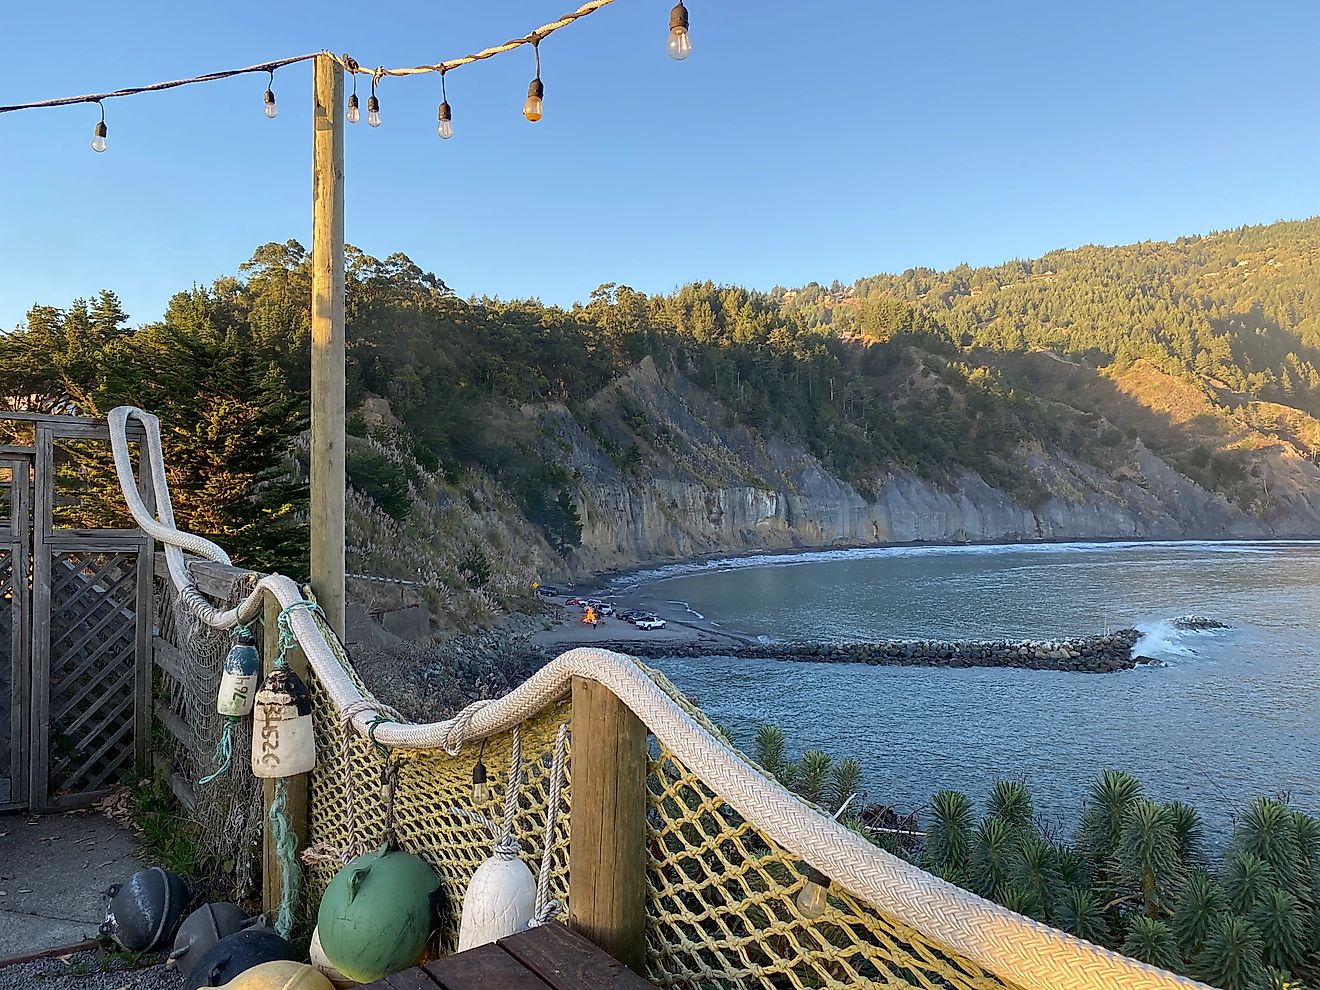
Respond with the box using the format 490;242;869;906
363;922;658;990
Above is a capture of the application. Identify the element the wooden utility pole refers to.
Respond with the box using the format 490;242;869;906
310;53;346;638
569;676;648;972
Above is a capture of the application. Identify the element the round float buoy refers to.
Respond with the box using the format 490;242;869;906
186;927;297;990
218;628;261;717
457;852;536;951
99;866;190;952
251;667;316;777
308;926;356;989
215;960;334;990
316;844;442;983
171;903;260;978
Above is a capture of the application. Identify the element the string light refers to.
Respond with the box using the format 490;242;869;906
347;92;360;124
436;69;453;140
523;37;544;122
91;101;107;153
471;740;491;803
667;2;691;60
367;75;381;128
795;794;857;919
264;69;278;118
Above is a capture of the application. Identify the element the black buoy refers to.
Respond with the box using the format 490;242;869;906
100;867;191;951
186;927;297;990
171;903;264;979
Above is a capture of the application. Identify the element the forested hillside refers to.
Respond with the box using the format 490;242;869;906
4;218;1320;630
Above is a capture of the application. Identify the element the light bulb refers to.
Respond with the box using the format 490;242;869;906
347;93;360;124
795;866;830;920
667;2;692;60
91;121;108;154
264;89;278;119
523;79;544;122
367;95;381;128
471;761;491;803
436;101;453;140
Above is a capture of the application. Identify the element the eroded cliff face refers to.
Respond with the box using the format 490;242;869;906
541;358;1320;574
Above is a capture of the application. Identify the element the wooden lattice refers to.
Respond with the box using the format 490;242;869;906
45;550;140;795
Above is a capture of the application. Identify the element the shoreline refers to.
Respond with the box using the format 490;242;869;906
585;534;1320;591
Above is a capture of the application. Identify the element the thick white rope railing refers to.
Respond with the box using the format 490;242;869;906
107;406;1209;990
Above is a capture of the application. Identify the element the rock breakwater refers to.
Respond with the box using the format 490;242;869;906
566;629;1148;673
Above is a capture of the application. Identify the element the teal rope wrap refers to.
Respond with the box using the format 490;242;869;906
275;600;324;669
198;717;238;785
269;778;299;939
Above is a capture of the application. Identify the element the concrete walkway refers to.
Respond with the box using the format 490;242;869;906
0;810;146;960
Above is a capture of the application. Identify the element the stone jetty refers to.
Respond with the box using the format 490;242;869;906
568;628;1150;673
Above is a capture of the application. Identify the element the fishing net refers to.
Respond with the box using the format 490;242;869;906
152;567;264;900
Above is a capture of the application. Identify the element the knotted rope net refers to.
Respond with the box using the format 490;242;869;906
111;406;1211;990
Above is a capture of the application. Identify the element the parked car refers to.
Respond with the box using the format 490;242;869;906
565;597;584;606
536;585;558;597
617;609;645;623
635;617;666;630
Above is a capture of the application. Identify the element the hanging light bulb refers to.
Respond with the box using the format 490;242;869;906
667;2;692;60
436;70;453;139
367;94;381;128
91;103;107;153
347;93;360;124
264;69;278;118
523;38;544;122
471;759;491;804
795;865;831;919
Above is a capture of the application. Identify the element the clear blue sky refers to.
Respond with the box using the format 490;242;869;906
2;0;1319;330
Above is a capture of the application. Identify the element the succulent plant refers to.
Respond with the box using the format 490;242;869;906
1122;916;1183;971
972;815;1017;902
1227;851;1275;916
1248;886;1308;972
796;750;833;807
1056;885;1110;945
1194;914;1265;990
923;790;975;885
1173;870;1230;958
1079;770;1143;871
1012;831;1063;922
987;779;1035;830
830;757;863;816
1115;799;1185;917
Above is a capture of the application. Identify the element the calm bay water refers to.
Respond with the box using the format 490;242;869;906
631;541;1320;832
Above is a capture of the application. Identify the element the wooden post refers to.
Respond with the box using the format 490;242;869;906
262;591;309;919
569;676;648;973
310;52;346;638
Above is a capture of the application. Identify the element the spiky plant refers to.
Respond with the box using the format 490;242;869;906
1236;798;1305;901
753;724;790;784
796;750;832;807
1289;809;1320;903
1227;851;1275;916
1194;914;1265;990
1122;916;1183;971
830;757;863;815
988;779;1035;830
1167;800;1206;870
972;816;1017;902
1012;832;1063;922
1249;886;1309;973
1115;799;1184;917
1056;885;1110;945
923;790;975;885
1247;965;1295;990
1000;883;1042;919
1055;846;1092;890
1173;870;1230;959
1079;770;1143;873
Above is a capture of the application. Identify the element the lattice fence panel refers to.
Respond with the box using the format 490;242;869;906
645;743;1025;990
46;550;139;796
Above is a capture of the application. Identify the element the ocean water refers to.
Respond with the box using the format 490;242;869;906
631;541;1320;833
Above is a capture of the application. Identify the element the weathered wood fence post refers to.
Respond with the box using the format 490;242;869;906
568;676;648;972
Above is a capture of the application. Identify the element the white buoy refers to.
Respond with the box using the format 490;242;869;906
251;668;316;777
308;925;357;989
457;851;537;951
218;630;261;717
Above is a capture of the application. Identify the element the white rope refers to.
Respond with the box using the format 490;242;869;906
529;723;569;927
106;405;1210;990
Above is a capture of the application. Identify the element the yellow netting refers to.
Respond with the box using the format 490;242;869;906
646;741;1025;990
305;675;572;949
302;649;1029;990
